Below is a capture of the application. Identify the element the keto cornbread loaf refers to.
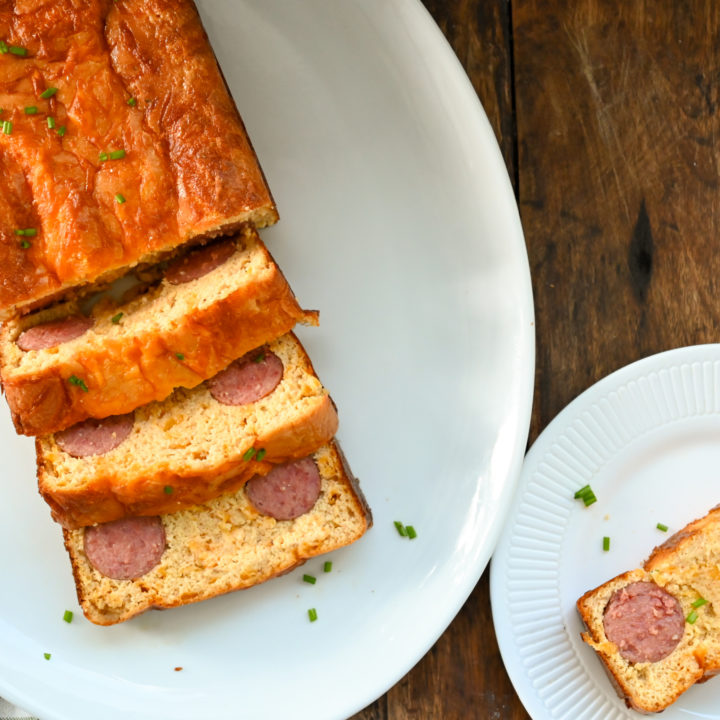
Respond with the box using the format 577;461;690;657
0;225;317;436
64;441;372;625
0;0;276;316
577;505;720;712
37;333;339;529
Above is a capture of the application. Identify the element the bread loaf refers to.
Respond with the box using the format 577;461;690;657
0;225;316;436
37;333;338;529
63;441;372;625
0;0;276;316
577;505;720;712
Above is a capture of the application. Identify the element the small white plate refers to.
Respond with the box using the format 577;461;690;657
491;344;720;719
0;1;534;719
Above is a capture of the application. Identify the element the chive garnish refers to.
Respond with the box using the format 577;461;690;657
406;525;417;539
63;610;73;623
15;228;36;237
109;149;126;160
657;523;669;532
253;351;265;363
43;652;51;660
9;45;28;57
47;116;55;129
127;97;137;106
57;125;66;137
175;352;185;360
602;536;610;551
573;484;597;507
115;192;126;204
255;448;266;462
111;312;123;324
302;574;316;585
394;520;407;537
99;152;108;161
242;447;256;461
0;41;7;54
687;610;699;624
68;375;88;392
20;239;30;249
308;608;318;622
323;561;332;573
24;106;37;115
692;597;708;609
3;120;12;135
40;87;58;99
164;485;173;495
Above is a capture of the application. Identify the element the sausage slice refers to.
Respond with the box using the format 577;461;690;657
55;413;134;458
165;238;236;284
207;348;283;406
246;456;322;520
17;315;94;351
603;581;685;663
84;516;166;580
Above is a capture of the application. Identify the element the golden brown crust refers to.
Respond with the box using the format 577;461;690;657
0;226;316;435
37;333;340;529
63;440;372;625
0;0;277;316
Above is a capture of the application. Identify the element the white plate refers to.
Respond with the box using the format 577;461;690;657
0;2;534;719
491;345;720;720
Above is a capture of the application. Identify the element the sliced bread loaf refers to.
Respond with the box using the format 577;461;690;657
577;505;720;712
0;224;316;436
37;333;338;529
63;440;372;625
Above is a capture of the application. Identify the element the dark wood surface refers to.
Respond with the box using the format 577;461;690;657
353;1;720;717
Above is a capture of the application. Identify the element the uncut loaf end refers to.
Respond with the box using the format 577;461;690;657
64;441;372;625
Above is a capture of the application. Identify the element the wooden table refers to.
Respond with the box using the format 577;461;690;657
354;1;720;717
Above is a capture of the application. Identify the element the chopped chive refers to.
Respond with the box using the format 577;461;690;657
56;125;66;137
692;597;708;609
68;375;88;392
127;97;137;106
253;351;265;363
687;610;699;624
0;41;7;54
406;525;417;539
40;87;58;99
602;536;610;551
20;239;30;249
115;192;126;204
574;484;593;498
394;520;407;537
574;484;597;506
98;152;108;161
3;120;12;135
63;609;73;623
111;312;123;324
164;485;173;495
47;116;55;129
175;352;185;361
657;523;669;532
9;45;28;57
14;229;25;236
302;574;316;585
15;228;36;237
43;652;51;660
24;106;38;115
242;447;256;461
255;448;266;462
323;561;332;573
109;149;126;160
307;608;318;622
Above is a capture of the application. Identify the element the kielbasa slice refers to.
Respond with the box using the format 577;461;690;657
246;456;322;520
207;348;283;406
84;516;166;580
603;581;685;663
165;238;236;284
16;315;94;351
55;413;134;458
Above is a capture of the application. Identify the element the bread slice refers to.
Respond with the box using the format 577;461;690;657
0;0;277;317
63;441;372;626
37;333;338;529
0;224;316;436
577;506;720;712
